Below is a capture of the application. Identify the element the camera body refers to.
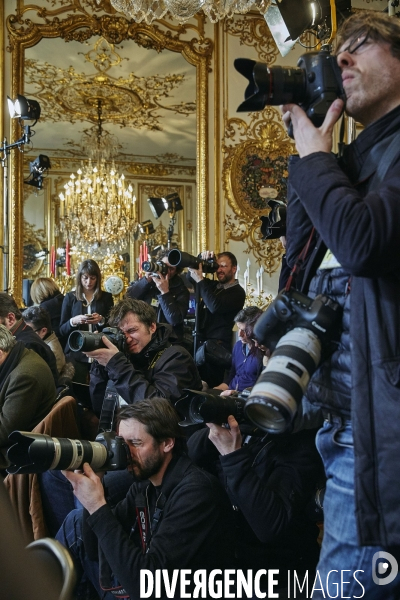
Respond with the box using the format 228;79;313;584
7;430;130;474
234;46;345;135
68;326;127;353
142;260;169;277
243;289;342;434
168;249;218;274
254;288;342;352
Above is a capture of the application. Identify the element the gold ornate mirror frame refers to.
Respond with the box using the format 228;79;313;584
6;6;212;301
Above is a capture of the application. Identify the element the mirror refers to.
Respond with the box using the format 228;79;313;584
6;4;212;301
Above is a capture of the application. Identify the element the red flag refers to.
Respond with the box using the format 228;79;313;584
50;246;55;276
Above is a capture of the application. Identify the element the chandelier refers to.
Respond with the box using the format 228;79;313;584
108;0;271;24
59;100;137;255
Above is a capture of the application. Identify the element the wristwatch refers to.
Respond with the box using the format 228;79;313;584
104;275;124;296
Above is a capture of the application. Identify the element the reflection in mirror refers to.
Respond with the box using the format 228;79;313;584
6;7;211;301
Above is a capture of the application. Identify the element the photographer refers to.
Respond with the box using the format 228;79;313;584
283;11;400;596
187;415;323;595
56;398;235;600
87;298;202;414
126;248;189;347
188;251;246;387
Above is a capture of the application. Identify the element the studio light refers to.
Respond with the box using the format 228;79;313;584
139;220;155;236
24;154;51;190
147;193;183;219
7;94;41;121
265;0;351;56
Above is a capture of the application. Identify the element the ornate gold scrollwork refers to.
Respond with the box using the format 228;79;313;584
6;5;212;301
225;14;279;64
222;106;295;275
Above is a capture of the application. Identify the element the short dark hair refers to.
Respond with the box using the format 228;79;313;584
234;306;263;355
156;247;183;274
116;397;187;456
0;293;22;320
217;252;237;268
337;11;400;61
75;259;103;302
108;298;156;329
22;306;52;332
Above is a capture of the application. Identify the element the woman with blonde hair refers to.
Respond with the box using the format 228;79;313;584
30;277;64;343
59;259;113;383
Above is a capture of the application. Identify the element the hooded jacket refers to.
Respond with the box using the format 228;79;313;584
89;323;202;415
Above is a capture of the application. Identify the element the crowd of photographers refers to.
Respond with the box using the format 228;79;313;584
3;8;400;598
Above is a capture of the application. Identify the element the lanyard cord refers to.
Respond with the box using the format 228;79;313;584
284;227;315;292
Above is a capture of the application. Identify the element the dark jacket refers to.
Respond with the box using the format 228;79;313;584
286;104;400;546
0;345;56;469
126;274;189;343
188;428;322;588
85;454;236;599
196;279;246;349
59;291;114;361
40;292;64;343
12;320;59;386
90;323;202;416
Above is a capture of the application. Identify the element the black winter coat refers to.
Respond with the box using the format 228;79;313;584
40;292;64;343
89;323;202;415
286;104;400;546
188;428;322;588
126;274;189;343
85;454;236;600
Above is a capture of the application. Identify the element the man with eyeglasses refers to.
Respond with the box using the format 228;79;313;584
87;297;202;416
282;11;400;597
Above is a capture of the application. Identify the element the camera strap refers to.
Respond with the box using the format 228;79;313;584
284;227;316;292
98;381;120;433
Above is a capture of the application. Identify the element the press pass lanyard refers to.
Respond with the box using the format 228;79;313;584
134;489;164;554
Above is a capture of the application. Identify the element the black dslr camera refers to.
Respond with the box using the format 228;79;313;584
68;327;127;353
142;260;169;277
176;388;261;435
243;289;342;434
7;430;130;474
234;45;345;137
168;249;218;274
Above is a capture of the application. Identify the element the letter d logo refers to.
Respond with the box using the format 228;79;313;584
372;551;398;586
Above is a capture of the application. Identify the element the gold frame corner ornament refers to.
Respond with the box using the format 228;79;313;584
6;8;212;300
222;107;295;275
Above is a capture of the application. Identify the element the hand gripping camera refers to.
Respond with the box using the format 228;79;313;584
244;289;342;434
142;260;169;277
68;327;127;353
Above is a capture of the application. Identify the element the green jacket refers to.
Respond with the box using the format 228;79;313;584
0;347;56;469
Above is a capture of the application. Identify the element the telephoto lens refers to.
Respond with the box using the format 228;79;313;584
142;260;169;276
6;431;129;474
68;330;105;352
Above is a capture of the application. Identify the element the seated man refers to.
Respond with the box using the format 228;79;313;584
22;305;74;379
88;298;202;416
188;414;323;595
126;248;189;347
56;398;235;600
0;325;56;470
213;306;264;395
0;292;58;386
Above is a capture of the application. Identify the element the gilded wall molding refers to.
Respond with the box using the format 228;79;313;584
6;8;212;300
225;15;279;64
222;106;295;275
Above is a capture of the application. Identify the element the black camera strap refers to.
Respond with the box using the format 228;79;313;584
98;381;120;433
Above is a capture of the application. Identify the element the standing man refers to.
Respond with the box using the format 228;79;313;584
188;251;246;387
56;398;235;600
284;11;400;597
126;248;189;347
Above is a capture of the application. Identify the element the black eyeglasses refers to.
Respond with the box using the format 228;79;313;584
336;32;370;57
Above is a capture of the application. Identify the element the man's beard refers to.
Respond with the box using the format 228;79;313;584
131;448;164;480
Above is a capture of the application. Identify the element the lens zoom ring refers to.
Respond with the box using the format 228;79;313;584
272;344;317;374
258;371;304;402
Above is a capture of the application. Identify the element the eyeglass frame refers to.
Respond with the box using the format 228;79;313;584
335;31;371;57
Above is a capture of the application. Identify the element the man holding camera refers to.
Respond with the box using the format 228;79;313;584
87;298;202;416
283;11;400;596
56;398;235;600
188;251;246;387
126;248;190;347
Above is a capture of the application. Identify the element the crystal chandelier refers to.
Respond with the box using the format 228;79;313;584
59;100;137;256
109;0;271;24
